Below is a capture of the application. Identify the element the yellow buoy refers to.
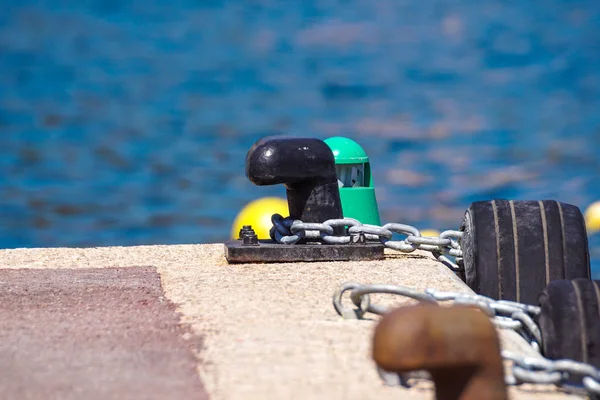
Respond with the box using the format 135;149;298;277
420;229;441;237
231;197;289;239
585;201;600;234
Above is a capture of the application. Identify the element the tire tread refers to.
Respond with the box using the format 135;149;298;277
461;200;591;304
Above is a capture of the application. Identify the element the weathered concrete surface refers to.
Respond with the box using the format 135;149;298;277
0;267;207;400
0;244;585;399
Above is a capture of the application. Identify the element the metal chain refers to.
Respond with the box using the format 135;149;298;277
502;351;600;396
273;213;600;395
270;214;463;258
333;282;542;349
333;282;600;397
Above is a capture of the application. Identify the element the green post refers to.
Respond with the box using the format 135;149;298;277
324;137;381;225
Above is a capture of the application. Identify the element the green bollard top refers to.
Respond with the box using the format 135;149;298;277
324;136;381;225
324;137;369;164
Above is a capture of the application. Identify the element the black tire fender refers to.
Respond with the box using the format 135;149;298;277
538;279;600;367
460;199;591;304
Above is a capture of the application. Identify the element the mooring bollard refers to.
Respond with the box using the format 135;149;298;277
372;304;507;400
224;136;385;263
245;136;343;225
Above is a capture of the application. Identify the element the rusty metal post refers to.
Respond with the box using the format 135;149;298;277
372;304;507;400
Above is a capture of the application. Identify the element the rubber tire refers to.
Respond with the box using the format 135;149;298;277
460;199;591;304
538;279;600;367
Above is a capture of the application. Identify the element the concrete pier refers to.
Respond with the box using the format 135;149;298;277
0;244;584;399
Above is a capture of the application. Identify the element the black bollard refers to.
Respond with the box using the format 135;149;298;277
223;136;384;263
245;136;343;224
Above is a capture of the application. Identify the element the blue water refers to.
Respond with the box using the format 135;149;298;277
1;0;599;277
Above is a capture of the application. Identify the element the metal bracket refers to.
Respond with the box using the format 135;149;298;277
224;240;384;263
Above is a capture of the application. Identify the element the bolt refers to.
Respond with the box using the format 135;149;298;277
238;225;254;240
372;304;506;400
241;228;259;246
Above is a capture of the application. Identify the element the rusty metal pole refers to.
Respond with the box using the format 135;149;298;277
372;304;507;400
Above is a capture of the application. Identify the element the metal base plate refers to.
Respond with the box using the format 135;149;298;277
224;240;385;263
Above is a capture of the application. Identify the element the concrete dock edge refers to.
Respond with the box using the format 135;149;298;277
0;244;585;399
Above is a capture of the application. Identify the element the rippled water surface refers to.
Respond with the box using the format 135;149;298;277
1;0;599;276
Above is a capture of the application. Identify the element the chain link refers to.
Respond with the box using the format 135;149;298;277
503;351;600;395
270;214;463;258
333;282;600;397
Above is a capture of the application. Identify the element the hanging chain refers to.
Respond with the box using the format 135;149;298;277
270;214;463;258
332;282;600;397
272;213;600;395
333;282;542;349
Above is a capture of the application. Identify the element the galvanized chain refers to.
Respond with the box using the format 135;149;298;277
333;282;600;397
270;214;463;258
333;282;542;349
502;351;600;396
